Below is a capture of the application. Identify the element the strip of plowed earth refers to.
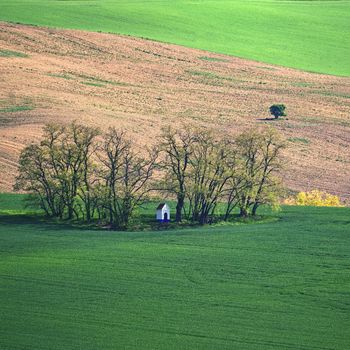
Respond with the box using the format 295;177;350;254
0;23;349;201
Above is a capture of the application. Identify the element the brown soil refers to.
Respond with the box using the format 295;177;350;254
0;23;349;201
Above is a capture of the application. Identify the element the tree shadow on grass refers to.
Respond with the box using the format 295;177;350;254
257;117;278;122
257;117;289;121
0;213;104;232
0;212;188;232
0;211;281;233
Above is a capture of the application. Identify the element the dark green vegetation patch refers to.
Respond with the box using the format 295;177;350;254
0;49;28;58
288;137;310;145
81;81;105;88
199;56;229;63
1;194;349;349
0;105;33;113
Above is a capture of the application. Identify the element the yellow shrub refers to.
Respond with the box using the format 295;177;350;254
285;190;344;207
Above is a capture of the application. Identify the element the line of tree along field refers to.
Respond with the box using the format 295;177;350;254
15;123;285;229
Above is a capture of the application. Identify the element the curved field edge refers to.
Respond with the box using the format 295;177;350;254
0;0;349;76
1;192;350;350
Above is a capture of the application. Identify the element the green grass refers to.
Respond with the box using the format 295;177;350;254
47;72;131;87
0;49;28;58
0;192;29;212
288;137;310;145
186;69;240;86
199;56;229;63
1;193;349;349
47;73;74;80
81;81;105;87
0;1;349;76
77;74;130;87
0;105;33;113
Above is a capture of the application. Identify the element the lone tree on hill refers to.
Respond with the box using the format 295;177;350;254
269;104;286;119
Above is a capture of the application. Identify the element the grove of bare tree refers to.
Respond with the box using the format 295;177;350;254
15;122;285;229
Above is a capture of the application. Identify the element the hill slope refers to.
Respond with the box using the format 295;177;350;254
0;23;350;199
1;194;350;349
0;0;349;76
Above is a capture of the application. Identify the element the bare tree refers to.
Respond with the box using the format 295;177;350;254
44;122;100;220
73;124;100;221
186;131;232;224
15;143;63;217
233;128;285;217
160;126;196;222
250;129;285;215
99;128;158;229
15;122;100;220
222;145;241;221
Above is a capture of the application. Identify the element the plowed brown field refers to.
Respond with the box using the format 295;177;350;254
1;23;349;200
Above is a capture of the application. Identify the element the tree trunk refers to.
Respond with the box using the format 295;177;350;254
252;202;259;216
239;207;249;217
199;212;209;225
68;204;73;220
176;194;184;222
224;198;236;221
85;198;91;222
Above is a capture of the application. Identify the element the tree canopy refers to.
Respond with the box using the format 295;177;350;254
269;104;287;119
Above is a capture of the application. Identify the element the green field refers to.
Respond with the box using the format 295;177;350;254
1;193;349;349
0;0;349;76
